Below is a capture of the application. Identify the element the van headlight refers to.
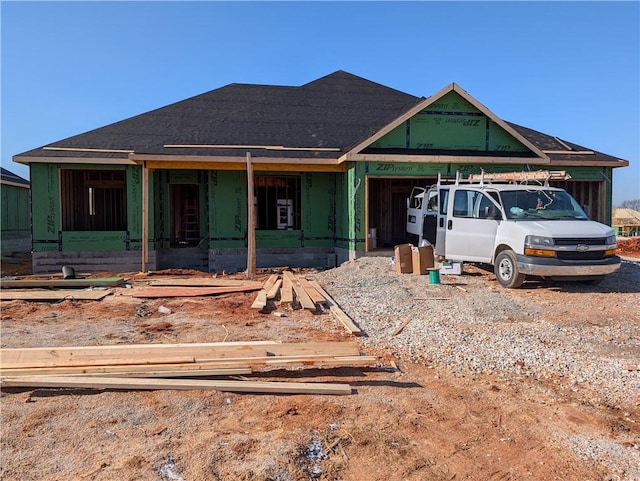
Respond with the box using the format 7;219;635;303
605;235;617;246
525;235;554;247
524;235;556;257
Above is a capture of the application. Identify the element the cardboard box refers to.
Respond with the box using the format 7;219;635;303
394;244;413;274
412;245;435;275
439;260;463;275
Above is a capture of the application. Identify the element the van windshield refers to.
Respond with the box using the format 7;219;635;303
500;189;589;220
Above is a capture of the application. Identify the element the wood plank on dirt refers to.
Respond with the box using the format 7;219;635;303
309;281;362;336
0;375;353;395
0;355;378;377
280;274;293;303
132;285;262;298
283;271;316;310
298;277;327;305
266;279;282;300
149;278;262;288
0;289;111;301
0;277;125;289
0;341;361;368
251;290;267;309
262;274;279;292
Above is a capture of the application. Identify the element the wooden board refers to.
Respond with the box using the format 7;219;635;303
310;281;363;336
251;290;267;309
0;289;111;301
298;277;327;305
266;279;282;300
0;277;124;289
150;278;262;288
0;355;378;377
0;375;353;395
283;271;316;310
132;285;261;298
280;274;294;303
0;341;361;368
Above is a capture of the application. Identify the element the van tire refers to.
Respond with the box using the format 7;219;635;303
494;250;525;288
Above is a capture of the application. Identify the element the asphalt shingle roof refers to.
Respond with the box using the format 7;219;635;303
0;167;29;187
17;70;423;160
14;70;628;167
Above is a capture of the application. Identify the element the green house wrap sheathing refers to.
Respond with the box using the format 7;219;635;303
1;176;30;253
31;164;149;253
372;91;529;153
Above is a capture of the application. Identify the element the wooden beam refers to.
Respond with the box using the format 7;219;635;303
149;278;262;288
140;160;346;172
250;290;267;310
0;376;353;395
266;279;283;300
0;289;111;301
283;271;316;310
142;161;149;272
246;152;256;279
310;282;362;336
131;285;262;298
0;341;361;368
280;274;293;303
298;277;327;305
0;278;124;289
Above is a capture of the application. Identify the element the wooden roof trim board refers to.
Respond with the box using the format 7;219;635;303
163;144;342;152
340;82;550;163
43;146;135;154
0;180;30;189
14;156;136;165
131;153;342;165
342;153;547;164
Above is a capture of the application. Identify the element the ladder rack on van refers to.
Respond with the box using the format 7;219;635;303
466;169;571;185
435;170;571;187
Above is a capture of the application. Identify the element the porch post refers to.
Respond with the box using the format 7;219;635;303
142;161;149;272
246;152;256;278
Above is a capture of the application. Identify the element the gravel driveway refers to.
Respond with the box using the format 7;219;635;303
313;256;640;409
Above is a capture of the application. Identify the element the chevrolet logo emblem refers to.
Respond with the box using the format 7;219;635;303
576;244;589;252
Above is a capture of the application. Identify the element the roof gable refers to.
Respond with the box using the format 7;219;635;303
347;83;547;160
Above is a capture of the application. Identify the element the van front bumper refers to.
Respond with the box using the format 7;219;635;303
516;254;621;277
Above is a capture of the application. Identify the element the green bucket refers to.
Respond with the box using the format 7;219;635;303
428;268;440;285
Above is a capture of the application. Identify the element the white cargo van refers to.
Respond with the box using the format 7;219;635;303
406;171;620;288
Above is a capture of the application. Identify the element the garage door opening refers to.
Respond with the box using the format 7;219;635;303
367;177;437;249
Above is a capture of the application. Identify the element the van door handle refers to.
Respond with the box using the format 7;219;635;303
439;218;444;228
447;220;453;230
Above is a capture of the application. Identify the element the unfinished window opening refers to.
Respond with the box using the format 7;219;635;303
255;175;301;230
61;169;127;231
169;184;200;247
550;180;604;223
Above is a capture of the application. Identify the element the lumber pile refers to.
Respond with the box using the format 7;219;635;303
250;271;362;336
0;341;378;395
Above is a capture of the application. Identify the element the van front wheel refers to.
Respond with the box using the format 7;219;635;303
494;250;525;288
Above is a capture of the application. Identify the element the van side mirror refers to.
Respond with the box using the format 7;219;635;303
485;205;501;220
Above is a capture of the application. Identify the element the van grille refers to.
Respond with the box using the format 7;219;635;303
553;237;606;246
557;251;607;261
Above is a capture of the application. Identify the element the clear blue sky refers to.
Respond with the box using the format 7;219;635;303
2;1;639;205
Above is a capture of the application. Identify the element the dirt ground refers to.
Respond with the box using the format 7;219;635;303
1;241;639;481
